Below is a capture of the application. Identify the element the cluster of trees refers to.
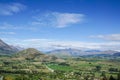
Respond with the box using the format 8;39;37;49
0;64;120;80
1;71;120;80
101;71;120;80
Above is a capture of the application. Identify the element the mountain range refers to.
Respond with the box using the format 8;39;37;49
0;39;60;62
0;39;120;58
46;48;119;57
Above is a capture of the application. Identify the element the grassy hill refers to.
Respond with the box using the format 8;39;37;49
14;48;59;62
14;48;44;60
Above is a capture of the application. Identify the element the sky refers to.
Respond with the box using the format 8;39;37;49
0;0;120;51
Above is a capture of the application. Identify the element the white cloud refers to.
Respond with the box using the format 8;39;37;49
90;34;120;41
2;38;120;51
0;32;16;35
0;23;38;31
0;3;26;15
0;23;20;29
32;12;84;28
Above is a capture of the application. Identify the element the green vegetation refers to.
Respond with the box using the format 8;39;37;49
0;54;120;80
47;62;73;71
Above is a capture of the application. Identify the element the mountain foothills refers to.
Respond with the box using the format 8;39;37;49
0;39;63;61
14;48;60;62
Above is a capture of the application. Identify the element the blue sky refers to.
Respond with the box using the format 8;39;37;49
0;0;120;51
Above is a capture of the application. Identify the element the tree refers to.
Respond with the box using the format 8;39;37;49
101;71;106;77
109;68;118;72
117;71;120;80
4;76;14;80
95;65;102;71
84;75;89;80
102;77;108;80
109;75;116;80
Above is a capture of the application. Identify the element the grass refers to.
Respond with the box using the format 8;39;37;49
47;63;73;71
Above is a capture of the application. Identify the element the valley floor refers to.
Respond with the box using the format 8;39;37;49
0;56;120;80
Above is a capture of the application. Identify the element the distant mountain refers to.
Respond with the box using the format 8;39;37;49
85;50;101;52
47;48;82;57
0;39;19;55
47;48;118;57
84;50;117;55
113;52;120;56
82;51;120;58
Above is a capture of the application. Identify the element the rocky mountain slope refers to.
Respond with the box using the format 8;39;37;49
0;39;19;54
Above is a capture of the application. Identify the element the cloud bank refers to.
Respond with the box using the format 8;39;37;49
90;34;120;41
2;38;120;51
